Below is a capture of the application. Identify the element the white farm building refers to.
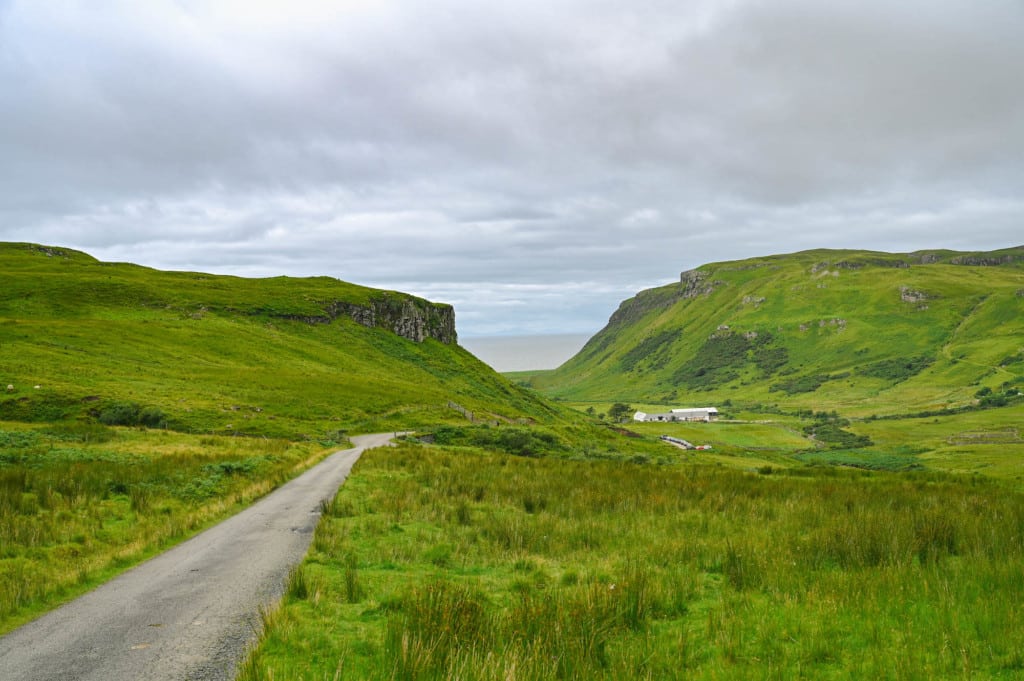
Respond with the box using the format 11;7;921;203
633;407;719;423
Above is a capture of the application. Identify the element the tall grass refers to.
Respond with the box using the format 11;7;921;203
239;442;1024;680
0;423;329;632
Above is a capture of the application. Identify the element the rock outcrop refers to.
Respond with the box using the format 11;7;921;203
599;268;723;333
680;269;722;298
278;294;457;344
330;295;457;344
900;286;929;304
950;253;1023;267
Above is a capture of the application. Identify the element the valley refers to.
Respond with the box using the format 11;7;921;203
2;242;1023;679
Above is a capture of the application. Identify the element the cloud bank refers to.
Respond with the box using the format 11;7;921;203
2;0;1022;335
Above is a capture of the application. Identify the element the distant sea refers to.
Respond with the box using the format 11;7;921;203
460;334;592;373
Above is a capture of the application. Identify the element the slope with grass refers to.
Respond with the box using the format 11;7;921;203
0;242;557;437
532;246;1024;417
0;241;574;633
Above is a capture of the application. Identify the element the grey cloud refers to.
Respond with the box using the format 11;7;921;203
1;0;1022;335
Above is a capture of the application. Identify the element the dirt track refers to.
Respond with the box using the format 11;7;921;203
0;432;397;681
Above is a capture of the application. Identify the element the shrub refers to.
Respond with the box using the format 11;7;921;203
138;407;167;428
856;356;933;382
433;425;566;458
620;329;679;372
673;331;784;389
98;402;141;426
804;422;873;449
770;374;827;394
98;402;168;428
753;342;789;374
0;394;80;422
606;403;634;422
672;332;749;389
980;394;1009;408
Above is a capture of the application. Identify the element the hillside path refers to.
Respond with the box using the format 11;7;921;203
0;432;400;681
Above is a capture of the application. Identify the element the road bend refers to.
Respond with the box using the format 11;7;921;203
0;432;400;681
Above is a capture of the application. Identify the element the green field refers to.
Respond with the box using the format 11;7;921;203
546;398;1024;482
239;441;1024;680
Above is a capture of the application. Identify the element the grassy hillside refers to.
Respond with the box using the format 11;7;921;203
7;241;1024;676
0;243;669;632
532;246;1024;417
0;242;558;438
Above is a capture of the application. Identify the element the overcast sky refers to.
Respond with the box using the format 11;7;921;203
2;1;1022;337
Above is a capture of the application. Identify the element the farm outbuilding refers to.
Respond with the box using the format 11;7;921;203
633;407;719;423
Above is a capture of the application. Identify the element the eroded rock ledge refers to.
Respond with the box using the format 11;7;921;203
280;294;457;344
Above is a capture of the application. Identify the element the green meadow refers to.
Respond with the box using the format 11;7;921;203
239;441;1024;680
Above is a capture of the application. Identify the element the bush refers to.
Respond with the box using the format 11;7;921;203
607;403;634;422
619;329;679;372
980;394;1009;408
98;401;141;426
98;402;167;428
0;394;80;422
753;343;789;374
431;425;567;458
804;423;873;449
856;356;933;382
672;333;750;389
770;374;827;394
138;407;167;428
673;331;785;389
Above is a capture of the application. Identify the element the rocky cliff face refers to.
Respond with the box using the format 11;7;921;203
950;253;1023;266
276;293;457;344
680;268;723;298
330;295;457;344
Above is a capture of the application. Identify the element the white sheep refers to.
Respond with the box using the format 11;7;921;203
5;384;12;391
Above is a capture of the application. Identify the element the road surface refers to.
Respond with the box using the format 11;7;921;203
0;432;399;681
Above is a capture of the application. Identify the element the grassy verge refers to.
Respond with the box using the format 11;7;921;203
0;421;337;633
238;441;1024;680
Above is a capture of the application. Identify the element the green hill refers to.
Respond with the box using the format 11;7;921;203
534;246;1024;417
0;242;557;438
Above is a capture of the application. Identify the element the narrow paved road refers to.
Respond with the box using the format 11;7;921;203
0;432;399;681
